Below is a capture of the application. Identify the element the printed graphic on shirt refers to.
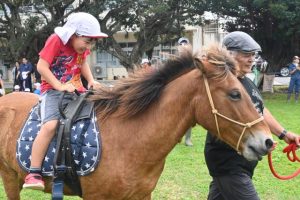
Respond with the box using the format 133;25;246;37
51;55;72;82
50;53;85;92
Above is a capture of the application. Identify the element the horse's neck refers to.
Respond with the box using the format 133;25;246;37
105;70;201;162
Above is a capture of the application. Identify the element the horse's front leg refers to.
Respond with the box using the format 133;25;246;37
141;194;151;200
0;165;21;200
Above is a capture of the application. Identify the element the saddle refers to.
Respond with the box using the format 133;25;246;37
16;91;102;199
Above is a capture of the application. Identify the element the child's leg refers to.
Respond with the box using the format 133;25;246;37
30;120;58;168
23;90;64;190
23;120;58;190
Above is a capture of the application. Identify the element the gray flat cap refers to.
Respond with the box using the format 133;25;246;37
222;31;261;53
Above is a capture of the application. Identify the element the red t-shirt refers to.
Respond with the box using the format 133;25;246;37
39;34;90;94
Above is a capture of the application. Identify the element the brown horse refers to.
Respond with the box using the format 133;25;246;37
0;45;273;200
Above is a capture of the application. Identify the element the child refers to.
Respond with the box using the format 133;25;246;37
22;12;108;190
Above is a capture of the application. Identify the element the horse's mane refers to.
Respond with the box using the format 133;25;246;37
89;44;236;119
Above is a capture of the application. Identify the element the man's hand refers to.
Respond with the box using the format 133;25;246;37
284;131;300;147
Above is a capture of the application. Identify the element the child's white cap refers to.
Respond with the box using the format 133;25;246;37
54;12;108;45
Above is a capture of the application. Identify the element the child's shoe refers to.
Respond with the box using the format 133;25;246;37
23;173;45;190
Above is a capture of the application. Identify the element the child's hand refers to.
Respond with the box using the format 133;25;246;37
60;83;76;93
88;80;102;90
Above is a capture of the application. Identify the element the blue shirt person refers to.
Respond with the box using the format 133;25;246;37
287;56;300;103
19;57;33;92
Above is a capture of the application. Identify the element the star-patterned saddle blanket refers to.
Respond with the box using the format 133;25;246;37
16;103;102;176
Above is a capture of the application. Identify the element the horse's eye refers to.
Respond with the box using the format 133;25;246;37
229;90;241;100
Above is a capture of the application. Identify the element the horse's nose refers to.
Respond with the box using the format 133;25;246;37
265;138;274;150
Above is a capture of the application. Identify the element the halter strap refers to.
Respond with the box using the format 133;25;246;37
203;75;264;153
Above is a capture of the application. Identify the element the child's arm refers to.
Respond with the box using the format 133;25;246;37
37;58;75;92
81;60;101;89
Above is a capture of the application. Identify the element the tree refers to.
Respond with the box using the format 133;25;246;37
205;0;300;71
0;0;85;64
0;0;206;71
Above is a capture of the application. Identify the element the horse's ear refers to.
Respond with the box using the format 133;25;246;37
194;57;205;73
194;56;210;75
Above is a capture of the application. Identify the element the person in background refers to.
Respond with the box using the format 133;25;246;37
184;127;193;146
32;63;42;83
19;57;33;92
204;31;300;200
286;55;300;103
178;37;189;46
13;84;20;92
141;58;153;72
33;82;41;95
22;12;107;191
178;37;193;146
12;61;21;90
0;73;5;96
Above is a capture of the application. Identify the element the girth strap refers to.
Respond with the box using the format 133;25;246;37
52;90;93;200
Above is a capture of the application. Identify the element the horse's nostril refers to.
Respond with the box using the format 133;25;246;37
265;139;274;149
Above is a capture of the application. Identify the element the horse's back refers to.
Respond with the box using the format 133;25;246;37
0;92;39;170
0;92;39;134
0;92;39;111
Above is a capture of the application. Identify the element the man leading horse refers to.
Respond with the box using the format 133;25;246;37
204;31;300;200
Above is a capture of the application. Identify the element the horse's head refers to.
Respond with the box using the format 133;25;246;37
191;44;273;161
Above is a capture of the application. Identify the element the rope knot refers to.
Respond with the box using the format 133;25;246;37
212;109;218;114
245;123;252;128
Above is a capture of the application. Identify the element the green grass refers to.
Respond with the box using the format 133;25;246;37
1;93;300;199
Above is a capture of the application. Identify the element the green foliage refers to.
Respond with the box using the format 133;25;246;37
206;0;300;71
1;1;299;71
0;0;78;63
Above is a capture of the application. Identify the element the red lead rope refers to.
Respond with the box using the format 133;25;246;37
268;142;300;180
